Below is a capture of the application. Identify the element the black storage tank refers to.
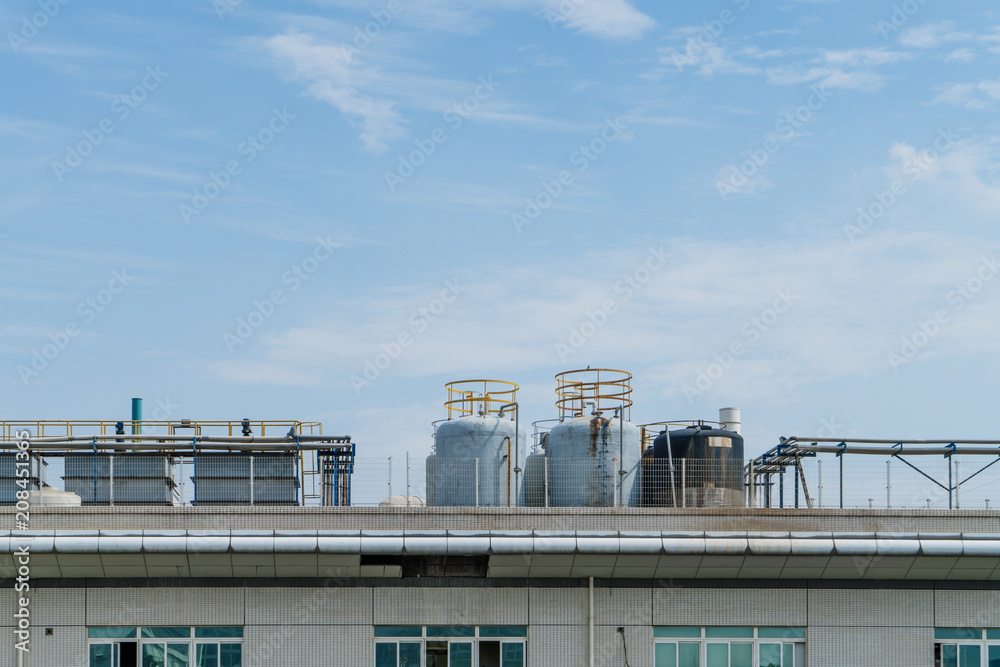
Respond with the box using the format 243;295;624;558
635;424;745;507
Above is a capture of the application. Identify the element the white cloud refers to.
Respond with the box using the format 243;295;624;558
898;21;972;49
264;31;406;154
932;79;1000;110
544;0;656;40
944;48;976;64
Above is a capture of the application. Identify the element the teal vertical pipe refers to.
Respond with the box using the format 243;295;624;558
131;397;142;435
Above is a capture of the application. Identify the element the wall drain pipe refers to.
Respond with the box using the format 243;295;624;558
589;575;595;667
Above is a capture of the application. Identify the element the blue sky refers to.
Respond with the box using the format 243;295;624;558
3;0;1000;463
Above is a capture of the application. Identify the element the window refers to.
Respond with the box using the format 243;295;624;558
88;628;243;667
934;628;1000;667
374;626;526;667
654;627;805;667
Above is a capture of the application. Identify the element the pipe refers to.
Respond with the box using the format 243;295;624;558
131;397;142;435
498;402;520;490
583;399;598;416
589;576;595;667
790;443;1000;456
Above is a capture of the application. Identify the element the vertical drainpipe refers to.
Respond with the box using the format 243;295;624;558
131;397;143;435
589;576;595;667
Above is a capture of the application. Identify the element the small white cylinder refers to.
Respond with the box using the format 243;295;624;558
719;407;741;434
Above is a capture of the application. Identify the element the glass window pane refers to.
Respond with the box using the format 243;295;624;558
375;626;423;638
166;643;189;667
501;642;524;667
655;627;702;638
449;642;473;667
90;644;114;667
196;644;218;667
195;628;243;639
427;626;475;638
936;629;983;640
480;626;528;638
757;628;806;639
376;643;397;667
988;630;1000;640
793;643;805;667
142;628;191;639
90;628;138;639
988;645;1000;667
707;643;729;667
960;645;981;667
143;644;166;667
782;644;793;667
706;627;754;638
655;643;677;667
399;643;421;667
219;644;241;667
759;644;781;667
730;643;752;667
942;644;958;667
678;643;699;667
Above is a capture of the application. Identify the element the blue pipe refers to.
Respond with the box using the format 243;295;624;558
131;398;142;435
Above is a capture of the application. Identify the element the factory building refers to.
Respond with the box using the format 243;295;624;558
2;370;999;667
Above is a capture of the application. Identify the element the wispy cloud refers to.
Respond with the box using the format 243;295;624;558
932;78;1000;110
543;0;655;40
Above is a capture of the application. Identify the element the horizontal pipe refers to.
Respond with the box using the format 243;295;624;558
790;444;1000;456
0;434;350;451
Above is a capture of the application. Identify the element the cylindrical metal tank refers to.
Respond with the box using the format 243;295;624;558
546;415;641;507
428;415;526;506
637;424;745;507
521;433;549;507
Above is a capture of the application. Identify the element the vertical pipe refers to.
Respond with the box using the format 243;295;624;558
589;576;595;667
131;397;143;436
780;468;785;508
793;459;799;509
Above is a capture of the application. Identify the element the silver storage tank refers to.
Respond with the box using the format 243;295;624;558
427;415;525;506
546;415;641;507
521;432;549;507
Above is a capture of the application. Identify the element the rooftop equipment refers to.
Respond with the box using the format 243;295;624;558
426;380;525;507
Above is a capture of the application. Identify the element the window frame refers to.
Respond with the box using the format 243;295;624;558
934;628;1000;667
374;626;527;667
87;627;244;667
653;627;806;667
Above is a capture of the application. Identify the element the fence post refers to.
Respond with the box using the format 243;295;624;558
681;459;686;508
818;460;823;509
839;455;844;509
406;452;411;503
250;455;255;506
475;458;480;507
388;457;393;499
544;457;549;508
955;461;960;510
109;455;115;507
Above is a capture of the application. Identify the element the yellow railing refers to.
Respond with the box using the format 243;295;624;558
445;380;518;418
555;368;632;420
0;420;323;442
